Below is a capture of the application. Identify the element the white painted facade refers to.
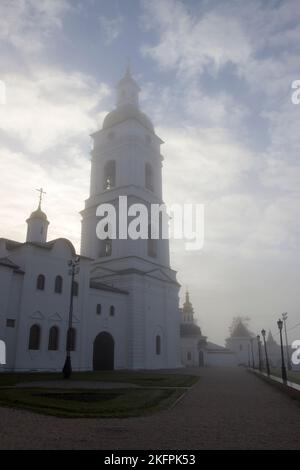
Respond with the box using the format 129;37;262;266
0;69;181;371
179;291;237;367
225;336;252;366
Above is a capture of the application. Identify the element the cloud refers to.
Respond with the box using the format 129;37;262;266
140;0;300;252
0;145;89;250
99;15;123;45
141;80;249;131
140;0;252;77
160;125;256;199
0;0;70;54
0;67;110;153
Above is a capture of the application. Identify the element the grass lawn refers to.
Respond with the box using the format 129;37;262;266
0;370;198;418
0;370;197;387
270;368;300;385
0;387;183;418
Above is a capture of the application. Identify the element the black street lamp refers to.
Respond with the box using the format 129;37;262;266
247;342;251;368
277;319;287;383
261;329;270;376
257;335;262;372
62;257;80;379
282;313;292;370
250;337;255;369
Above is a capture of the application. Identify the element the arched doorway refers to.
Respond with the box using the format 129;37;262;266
93;332;114;370
198;350;204;367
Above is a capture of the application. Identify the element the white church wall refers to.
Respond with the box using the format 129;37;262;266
181;336;200;367
0;239;9;258
0;266;13;323
81;288;129;370
165;287;182;368
11;245;86;371
205;351;238;367
226;337;251;365
126;275;147;369
4;273;23;370
0;267;21;370
144;279;167;369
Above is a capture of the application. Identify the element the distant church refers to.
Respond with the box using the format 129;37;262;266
0;69;182;371
180;291;237;367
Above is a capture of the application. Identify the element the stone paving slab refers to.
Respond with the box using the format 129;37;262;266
0;367;300;449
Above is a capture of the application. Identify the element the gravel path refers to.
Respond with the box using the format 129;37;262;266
0;367;299;450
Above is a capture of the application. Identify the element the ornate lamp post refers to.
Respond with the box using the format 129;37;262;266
277;319;287;383
62;257;80;379
261;329;270;376
282;313;292;370
250;337;255;369
257;335;262;372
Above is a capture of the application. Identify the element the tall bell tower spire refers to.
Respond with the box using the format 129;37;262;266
182;290;195;323
81;67;166;263
80;68;181;370
116;65;140;108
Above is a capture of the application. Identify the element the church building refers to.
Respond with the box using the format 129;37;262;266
0;68;182;371
180;291;236;367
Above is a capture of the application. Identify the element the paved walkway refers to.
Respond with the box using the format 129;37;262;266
0;367;300;449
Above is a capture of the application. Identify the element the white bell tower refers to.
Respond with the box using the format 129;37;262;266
81;67;169;267
80;68;181;369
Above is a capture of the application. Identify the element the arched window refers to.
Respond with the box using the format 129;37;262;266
110;305;115;316
99;225;112;258
36;274;45;291
28;324;41;350
100;238;112;257
103;160;116;190
145;162;154;191
67;327;76;351
48;326;59;351
73;281;79;297
96;304;102;315
147;225;157;258
156;335;161;355
54;275;63;294
99;239;112;257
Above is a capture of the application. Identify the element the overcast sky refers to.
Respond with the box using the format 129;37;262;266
0;0;300;345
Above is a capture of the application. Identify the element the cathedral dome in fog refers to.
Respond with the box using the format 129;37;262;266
28;208;48;221
102;66;154;133
102;103;154;132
